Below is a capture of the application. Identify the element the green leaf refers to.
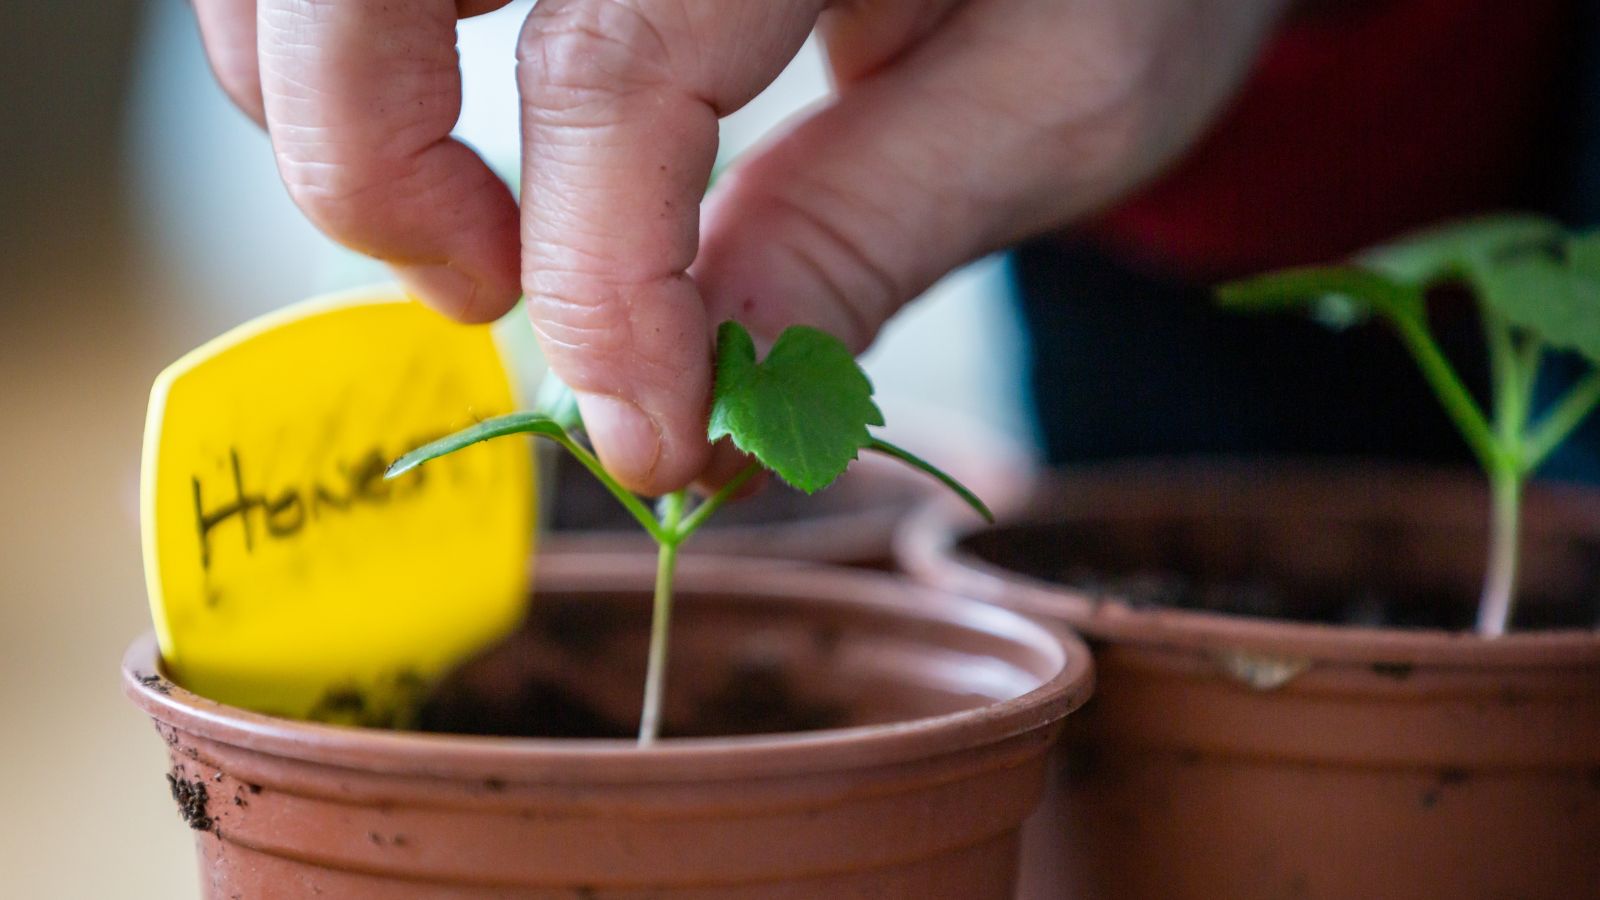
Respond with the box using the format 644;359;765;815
1216;266;1421;323
1476;255;1600;364
385;412;570;479
1564;229;1600;280
386;410;667;539
866;438;993;522
1360;214;1562;286
708;321;884;493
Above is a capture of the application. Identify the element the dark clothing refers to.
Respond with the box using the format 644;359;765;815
1013;239;1485;465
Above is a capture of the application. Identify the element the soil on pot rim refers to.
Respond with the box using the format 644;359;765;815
165;771;214;831
960;517;1600;631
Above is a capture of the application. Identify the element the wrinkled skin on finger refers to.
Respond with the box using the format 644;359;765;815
193;0;1287;494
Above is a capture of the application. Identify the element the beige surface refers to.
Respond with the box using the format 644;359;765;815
1;258;202;898
3;1;199;890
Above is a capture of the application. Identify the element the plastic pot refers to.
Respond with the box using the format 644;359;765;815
124;556;1092;898
898;460;1600;900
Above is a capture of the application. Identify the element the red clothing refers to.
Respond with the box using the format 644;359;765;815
1089;0;1577;279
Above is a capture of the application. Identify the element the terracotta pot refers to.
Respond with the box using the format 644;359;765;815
898;460;1600;900
540;418;1031;567
124;556;1092;898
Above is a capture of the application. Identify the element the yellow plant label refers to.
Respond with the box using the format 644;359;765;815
141;286;533;724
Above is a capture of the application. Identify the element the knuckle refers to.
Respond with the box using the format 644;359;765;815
527;279;633;359
517;0;675;107
277;151;418;244
270;94;459;243
526;272;695;390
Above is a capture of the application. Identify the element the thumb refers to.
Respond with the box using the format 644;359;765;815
694;0;1280;351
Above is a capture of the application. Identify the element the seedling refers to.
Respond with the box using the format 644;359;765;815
387;321;991;743
1219;215;1600;636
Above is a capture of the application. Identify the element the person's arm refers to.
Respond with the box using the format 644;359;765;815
193;0;1286;494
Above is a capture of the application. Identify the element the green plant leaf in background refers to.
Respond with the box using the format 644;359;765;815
1474;236;1600;365
1565;230;1600;279
1215;265;1421;323
708;321;884;493
1359;214;1563;287
1215;213;1600;636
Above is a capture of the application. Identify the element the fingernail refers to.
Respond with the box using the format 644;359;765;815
394;263;481;320
577;394;663;489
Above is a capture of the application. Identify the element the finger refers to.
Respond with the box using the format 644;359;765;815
192;0;512;127
817;0;964;85
457;0;515;15
258;0;522;322
696;0;1281;351
193;0;265;124
516;0;825;494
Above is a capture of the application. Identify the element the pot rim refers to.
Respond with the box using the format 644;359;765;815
124;556;1093;782
895;460;1600;667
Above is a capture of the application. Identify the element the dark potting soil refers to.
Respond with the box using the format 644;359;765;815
416;675;637;739
960;520;1600;631
413;596;849;740
415;660;847;740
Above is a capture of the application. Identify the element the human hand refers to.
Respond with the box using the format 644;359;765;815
194;0;1285;494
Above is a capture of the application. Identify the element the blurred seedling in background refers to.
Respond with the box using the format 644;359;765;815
1220;215;1600;636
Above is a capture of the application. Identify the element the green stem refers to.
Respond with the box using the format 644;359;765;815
672;463;762;541
1484;311;1527;443
1514;335;1544;418
1390;311;1501;471
637;491;686;746
635;464;767;744
1522;370;1600;472
552;436;669;543
1401;303;1533;635
866;438;994;522
1484;316;1544;479
1475;465;1522;637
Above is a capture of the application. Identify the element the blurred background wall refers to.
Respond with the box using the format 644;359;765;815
0;2;1031;896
